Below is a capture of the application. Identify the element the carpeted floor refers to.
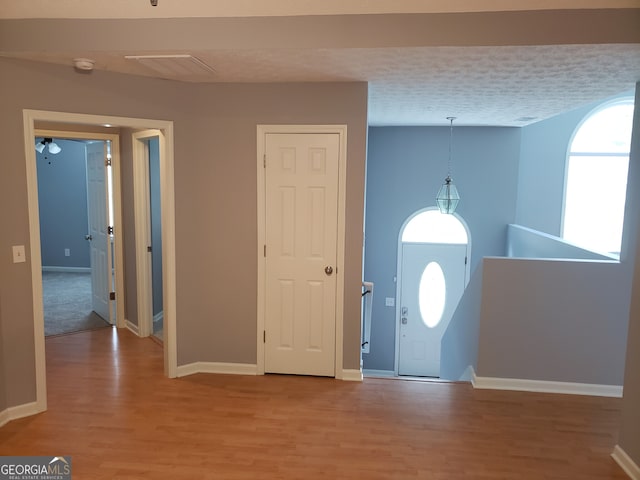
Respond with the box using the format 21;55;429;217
43;271;111;336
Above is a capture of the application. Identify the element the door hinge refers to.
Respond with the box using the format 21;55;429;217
109;291;116;301
263;330;266;343
263;154;266;168
465;256;468;265
147;245;153;253
264;245;266;257
105;158;112;167
108;225;114;235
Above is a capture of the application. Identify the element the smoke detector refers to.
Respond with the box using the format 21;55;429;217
73;58;95;71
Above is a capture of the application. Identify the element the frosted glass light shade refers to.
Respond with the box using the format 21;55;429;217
48;142;61;154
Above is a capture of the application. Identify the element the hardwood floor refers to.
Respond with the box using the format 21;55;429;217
0;328;627;479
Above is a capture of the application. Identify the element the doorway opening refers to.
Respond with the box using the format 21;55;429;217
23;109;177;415
36;136;116;336
395;208;470;378
132;130;165;342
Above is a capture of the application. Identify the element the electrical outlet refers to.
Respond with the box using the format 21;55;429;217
385;297;395;307
64;248;70;257
12;245;26;263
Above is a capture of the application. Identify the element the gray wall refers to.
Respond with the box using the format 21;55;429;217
363;126;520;371
0;294;6;414
0;57;367;408
618;82;640;469
36;139;90;269
477;257;629;385
620;214;640;466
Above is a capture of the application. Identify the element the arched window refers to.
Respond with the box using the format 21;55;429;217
401;209;468;244
562;98;635;257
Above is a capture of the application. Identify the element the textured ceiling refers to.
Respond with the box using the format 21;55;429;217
7;44;639;126
1;4;639;126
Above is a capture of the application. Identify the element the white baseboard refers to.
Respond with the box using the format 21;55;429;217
0;409;9;428
472;370;623;398
42;266;91;273
363;369;395;377
341;369;363;382
176;362;258;378
612;445;640;479
0;401;42;428
125;319;140;337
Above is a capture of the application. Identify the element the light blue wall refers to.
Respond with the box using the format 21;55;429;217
148;137;164;317
36;139;90;268
516;91;635;236
440;261;483;380
507;224;616;261
363;126;521;371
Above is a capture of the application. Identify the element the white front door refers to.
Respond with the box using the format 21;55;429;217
398;243;467;377
264;133;340;376
86;142;111;323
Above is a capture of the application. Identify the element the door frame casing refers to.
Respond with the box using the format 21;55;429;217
393;207;472;376
256;124;348;379
23;109;178;415
132;129;164;338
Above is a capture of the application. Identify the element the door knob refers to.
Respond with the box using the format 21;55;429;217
324;266;333;275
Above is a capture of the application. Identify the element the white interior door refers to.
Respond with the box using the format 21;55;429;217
264;132;340;376
86;141;111;322
398;243;467;377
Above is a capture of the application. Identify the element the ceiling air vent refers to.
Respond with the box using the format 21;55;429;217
124;54;215;77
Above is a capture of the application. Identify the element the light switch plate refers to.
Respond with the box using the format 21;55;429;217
12;245;26;263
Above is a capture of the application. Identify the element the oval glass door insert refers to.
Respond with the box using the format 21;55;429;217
418;262;446;328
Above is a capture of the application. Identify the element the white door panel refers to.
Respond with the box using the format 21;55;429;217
398;243;467;377
86;142;111;322
264;133;340;376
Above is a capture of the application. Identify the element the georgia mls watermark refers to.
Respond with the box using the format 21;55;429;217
0;457;71;480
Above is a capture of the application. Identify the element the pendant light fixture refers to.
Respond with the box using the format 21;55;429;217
436;117;460;214
35;138;62;155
